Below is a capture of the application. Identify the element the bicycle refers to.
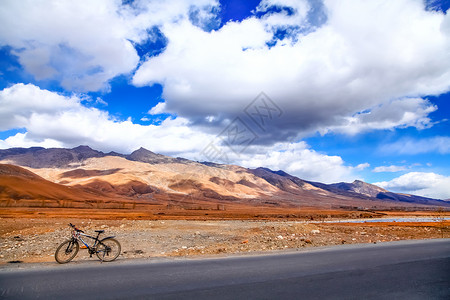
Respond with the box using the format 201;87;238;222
55;223;121;264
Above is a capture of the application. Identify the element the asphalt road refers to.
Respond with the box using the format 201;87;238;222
1;239;449;299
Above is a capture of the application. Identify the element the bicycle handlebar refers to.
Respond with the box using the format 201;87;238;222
68;223;84;233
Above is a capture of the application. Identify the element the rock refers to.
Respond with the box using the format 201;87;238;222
277;235;284;240
311;230;320;234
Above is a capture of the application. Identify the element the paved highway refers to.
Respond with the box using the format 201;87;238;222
1;239;449;299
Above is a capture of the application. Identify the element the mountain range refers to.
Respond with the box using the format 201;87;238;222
0;146;448;211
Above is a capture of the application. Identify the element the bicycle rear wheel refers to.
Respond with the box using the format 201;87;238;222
96;238;121;262
55;239;79;264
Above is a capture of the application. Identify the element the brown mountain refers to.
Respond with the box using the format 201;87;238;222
329;180;388;198
0;146;449;210
127;147;191;164
0;164;102;204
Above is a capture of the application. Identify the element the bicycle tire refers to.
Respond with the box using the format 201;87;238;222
96;238;121;262
55;239;79;264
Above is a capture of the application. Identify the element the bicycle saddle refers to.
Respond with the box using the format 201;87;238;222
95;230;105;233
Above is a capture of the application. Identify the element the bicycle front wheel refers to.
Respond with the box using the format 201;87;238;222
96;238;121;262
55;239;79;264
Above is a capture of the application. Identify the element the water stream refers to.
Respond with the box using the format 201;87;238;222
310;217;450;224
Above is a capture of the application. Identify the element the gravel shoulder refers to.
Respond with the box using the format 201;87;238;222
0;218;448;265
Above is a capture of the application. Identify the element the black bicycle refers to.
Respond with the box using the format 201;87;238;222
55;223;121;264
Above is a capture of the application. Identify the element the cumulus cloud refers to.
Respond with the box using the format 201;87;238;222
256;0;310;29
0;83;83;131
373;165;407;173
324;98;437;135
0;0;142;91
0;83;211;154
133;0;450;142
148;102;167;115
235;142;359;183
0;0;220;92
380;136;450;155
355;163;370;170
375;172;450;200
0;132;63;149
2;0;449;138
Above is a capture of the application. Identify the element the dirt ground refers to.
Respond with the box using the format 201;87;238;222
0;217;448;265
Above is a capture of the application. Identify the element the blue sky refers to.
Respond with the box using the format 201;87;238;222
0;0;450;199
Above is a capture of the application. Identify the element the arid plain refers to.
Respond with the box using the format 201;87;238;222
0;146;449;264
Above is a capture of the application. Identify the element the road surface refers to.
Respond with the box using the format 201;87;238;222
1;239;449;299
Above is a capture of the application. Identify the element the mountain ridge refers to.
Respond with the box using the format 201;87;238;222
0;146;448;209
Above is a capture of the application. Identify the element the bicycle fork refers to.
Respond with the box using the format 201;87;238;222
66;240;76;254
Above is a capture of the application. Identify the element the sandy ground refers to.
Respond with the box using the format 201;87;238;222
0;218;448;265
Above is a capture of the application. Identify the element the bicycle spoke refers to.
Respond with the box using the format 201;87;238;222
96;239;121;262
55;240;79;264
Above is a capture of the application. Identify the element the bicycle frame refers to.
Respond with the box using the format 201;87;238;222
71;229;114;257
73;231;101;252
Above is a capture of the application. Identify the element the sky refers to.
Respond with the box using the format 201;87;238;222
0;0;450;199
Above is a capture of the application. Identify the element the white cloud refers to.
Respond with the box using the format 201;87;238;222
0;83;81;131
256;0;310;28
133;0;450;142
0;0;220;92
2;0;449;139
380;136;450;155
0;0;143;92
94;97;108;106
375;172;450;200
235;142;359;183
355;163;370;170
0;132;63;149
0;83;212;154
324;97;437;135
148;102;167;115
373;165;407;173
